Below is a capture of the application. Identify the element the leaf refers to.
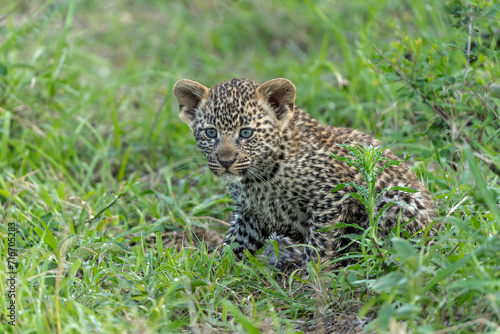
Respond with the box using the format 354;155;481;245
57;181;66;200
156;231;164;256
270;239;279;262
395;303;419;318
343;192;366;205
69;246;97;262
0;189;11;197
69;258;82;276
34;218;59;255
347;272;361;288
378;304;395;331
19;247;50;260
369;271;405;293
58;235;78;258
485;8;497;17
450;279;500;290
392;237;416;262
330;183;346;192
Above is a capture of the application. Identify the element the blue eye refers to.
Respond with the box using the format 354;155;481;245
206;128;217;138
240;129;253;138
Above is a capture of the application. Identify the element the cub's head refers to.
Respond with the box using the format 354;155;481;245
173;78;296;184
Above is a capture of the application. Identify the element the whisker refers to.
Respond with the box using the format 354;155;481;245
182;166;211;187
188;168;211;188
172;161;207;173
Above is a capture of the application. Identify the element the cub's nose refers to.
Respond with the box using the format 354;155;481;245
217;156;236;169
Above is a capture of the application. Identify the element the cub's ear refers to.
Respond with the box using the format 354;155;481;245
173;79;209;128
256;78;296;127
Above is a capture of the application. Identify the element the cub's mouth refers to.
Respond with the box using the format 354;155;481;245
211;161;280;185
206;153;251;184
207;164;248;184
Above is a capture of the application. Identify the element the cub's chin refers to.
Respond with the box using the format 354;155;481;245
218;173;244;184
208;165;248;184
208;162;249;184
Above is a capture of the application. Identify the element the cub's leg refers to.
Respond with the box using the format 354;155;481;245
223;212;267;260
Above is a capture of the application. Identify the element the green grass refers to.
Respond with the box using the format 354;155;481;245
1;0;500;333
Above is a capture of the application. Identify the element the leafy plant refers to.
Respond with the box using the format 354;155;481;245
330;143;417;242
370;0;500;178
328;143;500;333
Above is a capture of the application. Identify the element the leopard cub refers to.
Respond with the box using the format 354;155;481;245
173;78;435;268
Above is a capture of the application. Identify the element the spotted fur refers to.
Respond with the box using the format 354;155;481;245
173;78;436;268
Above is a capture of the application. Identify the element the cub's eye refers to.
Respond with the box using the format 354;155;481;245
240;129;253;139
205;128;217;138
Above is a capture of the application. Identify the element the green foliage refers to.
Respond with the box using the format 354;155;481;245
327;145;500;332
370;0;500;178
330;143;415;240
0;0;499;333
